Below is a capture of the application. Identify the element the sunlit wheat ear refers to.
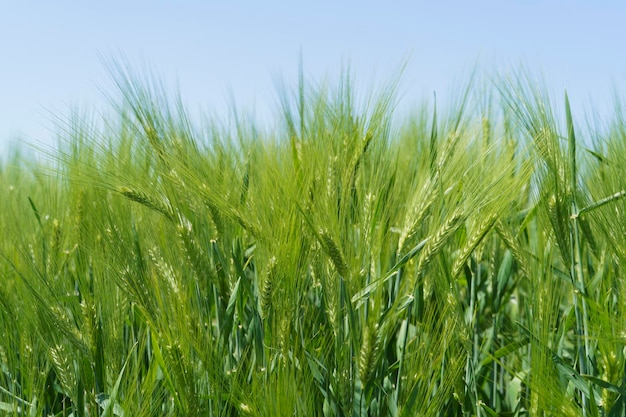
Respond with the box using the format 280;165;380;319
117;186;174;221
417;208;465;277
49;344;76;397
206;201;224;237
176;218;208;276
277;316;291;365
495;220;529;278
175;218;230;304
398;179;438;253
451;213;498;279
547;193;571;266
149;247;181;299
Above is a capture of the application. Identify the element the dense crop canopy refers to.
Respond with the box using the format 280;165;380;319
1;67;626;416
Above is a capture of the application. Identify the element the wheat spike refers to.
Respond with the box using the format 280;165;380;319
417;208;464;276
359;323;381;387
547;193;571;266
260;256;276;320
320;230;349;278
495;220;530;278
451;213;498;279
118;186;174;221
49;344;75;395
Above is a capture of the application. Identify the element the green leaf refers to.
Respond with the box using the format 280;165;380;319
552;353;590;397
27;196;43;228
481;337;530;367
352;237;429;306
582;375;625;395
101;342;137;417
480;402;500;417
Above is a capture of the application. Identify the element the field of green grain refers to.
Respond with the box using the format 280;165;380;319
1;67;626;416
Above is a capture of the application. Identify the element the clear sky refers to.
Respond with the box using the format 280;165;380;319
1;1;625;153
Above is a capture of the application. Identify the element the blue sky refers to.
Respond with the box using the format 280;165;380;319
1;1;625;152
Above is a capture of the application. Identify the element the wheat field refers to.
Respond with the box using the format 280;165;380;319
1;67;626;416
